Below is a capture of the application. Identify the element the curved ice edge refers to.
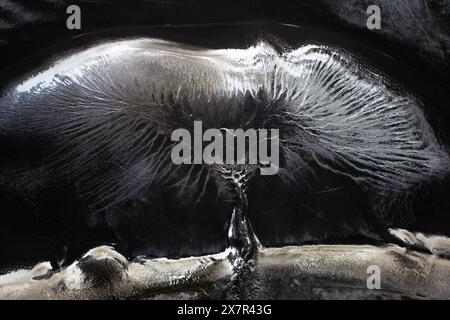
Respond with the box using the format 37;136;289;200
1;244;450;300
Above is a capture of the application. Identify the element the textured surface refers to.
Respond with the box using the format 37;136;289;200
1;39;449;264
0;2;449;299
3;39;448;195
1;245;450;300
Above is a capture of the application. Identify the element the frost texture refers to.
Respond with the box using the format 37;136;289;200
2;39;449;215
276;46;449;190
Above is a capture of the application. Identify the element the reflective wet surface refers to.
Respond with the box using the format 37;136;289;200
2;244;450;300
0;24;449;299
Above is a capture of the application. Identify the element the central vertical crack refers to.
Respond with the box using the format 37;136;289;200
218;165;262;299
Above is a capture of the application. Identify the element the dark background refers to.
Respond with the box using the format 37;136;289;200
0;0;450;85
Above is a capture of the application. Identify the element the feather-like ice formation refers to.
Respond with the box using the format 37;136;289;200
278;45;449;190
1;39;449;214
